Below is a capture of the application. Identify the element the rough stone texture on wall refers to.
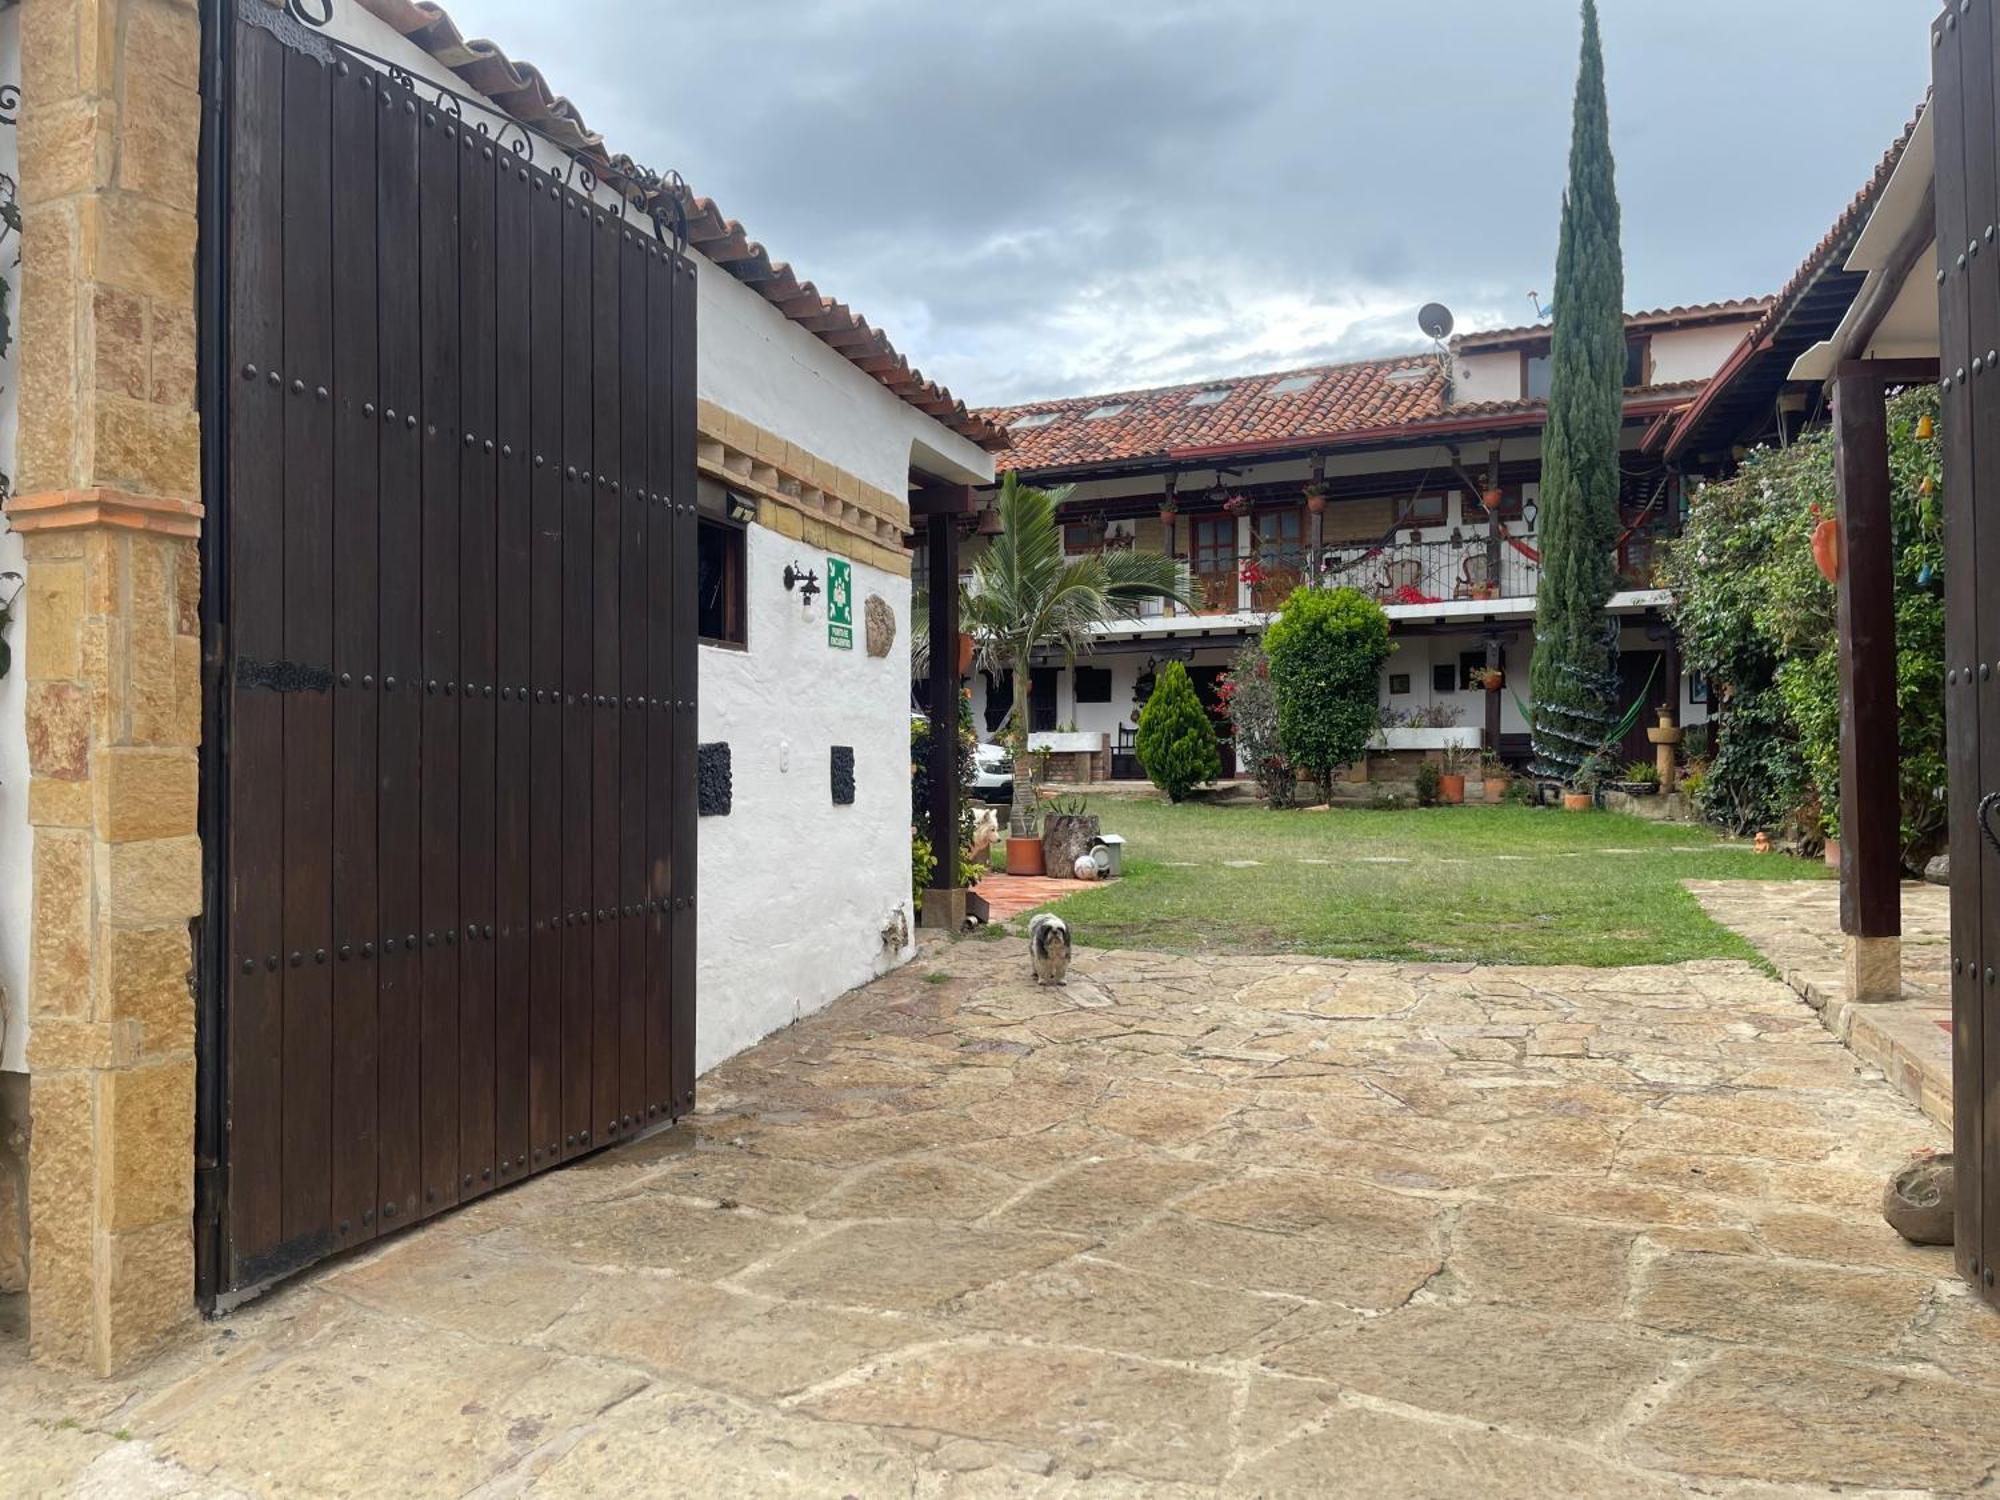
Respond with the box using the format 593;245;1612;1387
4;0;203;1374
863;594;895;658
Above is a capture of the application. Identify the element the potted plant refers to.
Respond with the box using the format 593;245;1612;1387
1222;493;1249;516
1617;759;1660;796
1040;792;1101;875
1563;755;1602;812
1304;480;1329;515
1480;749;1509;803
1438;740;1470;805
1468;664;1504;693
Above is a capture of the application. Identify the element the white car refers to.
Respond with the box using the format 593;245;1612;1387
913;713;1013;804
972;741;1014;805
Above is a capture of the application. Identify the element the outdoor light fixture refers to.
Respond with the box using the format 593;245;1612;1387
725;491;757;524
782;562;820;608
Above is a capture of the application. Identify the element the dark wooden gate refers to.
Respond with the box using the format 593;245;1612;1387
1935;0;1999;1312
197;1;697;1299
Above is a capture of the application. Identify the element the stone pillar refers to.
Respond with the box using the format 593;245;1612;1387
7;0;203;1373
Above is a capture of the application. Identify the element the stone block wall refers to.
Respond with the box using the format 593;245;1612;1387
5;0;203;1374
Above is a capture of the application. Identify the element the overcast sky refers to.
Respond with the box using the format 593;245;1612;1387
454;0;1931;407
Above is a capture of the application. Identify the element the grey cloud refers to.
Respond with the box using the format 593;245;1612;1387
459;0;1931;404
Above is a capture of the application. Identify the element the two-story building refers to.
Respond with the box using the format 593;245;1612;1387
957;304;1764;777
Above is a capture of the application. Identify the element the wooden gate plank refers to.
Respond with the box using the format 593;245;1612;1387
619;227;649;1130
1939;0;1994;1304
493;151;534;1186
279;45;335;1253
1972;0;2000;1305
644;241;672;1119
418;104;463;1216
457;128;500;1201
527;167;565;1171
670;251;699;1112
561;188;596;1157
373;70;424;1232
225;19;288;1275
592;206;624;1146
328;58;381;1251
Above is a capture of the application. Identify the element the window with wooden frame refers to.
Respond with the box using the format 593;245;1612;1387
1431;663;1457;694
1525;338;1651;397
697;517;747;646
1397;494;1447;527
1191;515;1237;611
1074;666;1113;703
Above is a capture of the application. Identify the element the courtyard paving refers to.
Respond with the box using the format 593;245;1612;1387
4;939;1994;1498
1691;879;1953;1128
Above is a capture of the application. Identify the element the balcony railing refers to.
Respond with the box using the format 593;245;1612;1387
1075;531;1662;619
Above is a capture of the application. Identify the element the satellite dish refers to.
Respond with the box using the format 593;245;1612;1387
1419;303;1455;341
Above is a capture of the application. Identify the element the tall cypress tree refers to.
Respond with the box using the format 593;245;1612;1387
1530;0;1626;783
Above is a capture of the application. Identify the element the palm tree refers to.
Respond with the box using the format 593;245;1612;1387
962;474;1194;836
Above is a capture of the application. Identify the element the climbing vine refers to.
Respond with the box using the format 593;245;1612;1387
1660;386;1945;864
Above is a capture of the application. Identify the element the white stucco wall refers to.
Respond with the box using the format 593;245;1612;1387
696;267;990;494
696;524;915;1072
1648;322;1756;385
232;0;996;1081
0;6;28;1073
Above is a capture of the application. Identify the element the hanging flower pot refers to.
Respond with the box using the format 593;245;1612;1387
1481;487;1503;513
1304;483;1329;515
1159;503;1178;527
1811;516;1841;584
956;631;975;678
1916;414;1936;441
1222;494;1249;516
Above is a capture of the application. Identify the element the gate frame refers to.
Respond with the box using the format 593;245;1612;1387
191;0;700;1310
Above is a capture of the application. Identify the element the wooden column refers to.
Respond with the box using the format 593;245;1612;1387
1831;363;1903;999
1483;635;1503;755
917;484;972;928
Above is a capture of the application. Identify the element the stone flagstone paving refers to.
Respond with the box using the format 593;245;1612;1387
4;940;1996;1497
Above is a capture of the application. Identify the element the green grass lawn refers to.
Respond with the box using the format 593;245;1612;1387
1005;799;1830;967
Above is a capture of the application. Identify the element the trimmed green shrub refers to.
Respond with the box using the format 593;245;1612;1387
1414;762;1442;807
1264;586;1393;801
1136;659;1221;802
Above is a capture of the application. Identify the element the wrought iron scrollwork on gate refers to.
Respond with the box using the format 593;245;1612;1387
278;0;689;253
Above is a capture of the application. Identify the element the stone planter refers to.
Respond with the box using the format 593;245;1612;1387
1042;814;1102;877
1438;773;1466;805
1005;836;1047;877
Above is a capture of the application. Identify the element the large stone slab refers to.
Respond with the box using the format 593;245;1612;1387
740;1222;1085;1314
1259;1303;1678;1437
1630;1252;1935;1358
1627;1347;1996;1492
800;1340;1240;1486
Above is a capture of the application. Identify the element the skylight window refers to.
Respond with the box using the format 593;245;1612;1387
1384;367;1431;385
1084;403;1130;421
1267;375;1319;397
1010;411;1059;429
1186;388;1229;407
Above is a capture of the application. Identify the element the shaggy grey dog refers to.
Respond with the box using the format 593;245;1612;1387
1029;912;1072;985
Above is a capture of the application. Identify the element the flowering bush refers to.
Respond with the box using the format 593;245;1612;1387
1659;386;1944;863
1217;641;1296;808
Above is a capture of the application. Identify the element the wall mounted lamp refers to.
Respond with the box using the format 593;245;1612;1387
782;562;820;608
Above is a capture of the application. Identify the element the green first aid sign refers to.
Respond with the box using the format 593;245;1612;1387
826;556;853;649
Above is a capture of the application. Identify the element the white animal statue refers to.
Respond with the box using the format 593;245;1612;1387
969;808;1000;864
1029;913;1072;986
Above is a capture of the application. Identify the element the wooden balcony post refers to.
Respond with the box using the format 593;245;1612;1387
1830;363;1902;1000
915;484;973;929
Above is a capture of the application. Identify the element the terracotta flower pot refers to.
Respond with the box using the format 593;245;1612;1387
1306;493;1327;514
1483;776;1510;803
1823;837;1842;869
1562;791;1592;812
956;632;975;678
1005;836;1047;877
1439;773;1465;805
